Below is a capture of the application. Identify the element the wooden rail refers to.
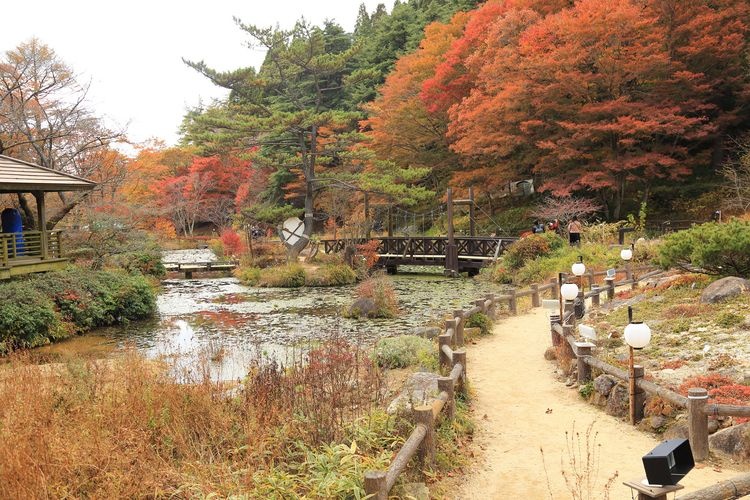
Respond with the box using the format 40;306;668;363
163;260;238;278
547;267;750;463
677;473;750;499
0;230;63;262
364;294;500;498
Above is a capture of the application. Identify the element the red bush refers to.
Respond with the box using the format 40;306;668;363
220;229;246;257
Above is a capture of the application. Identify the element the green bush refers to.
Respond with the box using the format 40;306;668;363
503;234;552;270
0;267;156;353
374;335;436;369
466;312;493;336
306;264;357;287
259;264;307;287
715;311;744;328
234;266;262;285
657;221;750;277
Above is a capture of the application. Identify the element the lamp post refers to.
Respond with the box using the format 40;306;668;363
621;242;634;282
571;255;586;299
624;306;651;425
560;280;579;324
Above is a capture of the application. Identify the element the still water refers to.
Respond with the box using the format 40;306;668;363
39;268;506;380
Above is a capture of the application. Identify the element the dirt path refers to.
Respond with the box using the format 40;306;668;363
454;307;746;499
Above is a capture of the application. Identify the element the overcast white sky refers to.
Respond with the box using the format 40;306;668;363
0;1;395;150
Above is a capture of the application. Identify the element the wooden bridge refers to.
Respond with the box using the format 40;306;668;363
321;236;517;276
163;260;238;279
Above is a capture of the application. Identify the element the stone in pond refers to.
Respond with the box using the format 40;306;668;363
347;297;378;318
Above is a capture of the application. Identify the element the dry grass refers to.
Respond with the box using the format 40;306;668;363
0;339;386;498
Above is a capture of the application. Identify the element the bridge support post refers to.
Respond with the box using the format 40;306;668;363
185;270;193;279
386;265;398;275
444;187;459;277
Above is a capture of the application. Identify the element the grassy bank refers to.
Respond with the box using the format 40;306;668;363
235;262;357;287
0;267;156;353
0;335;471;498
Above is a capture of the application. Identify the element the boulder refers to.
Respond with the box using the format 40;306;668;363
347;298;378;318
709;423;750;460
413;326;441;340
387;372;439;414
664;423;689;440
594;374;618;397
605;383;629;418
700;277;750;304
649;416;668;431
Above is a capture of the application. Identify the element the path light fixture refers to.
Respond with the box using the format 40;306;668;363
560;280;579;323
571;255;586;297
620;243;634;261
624;306;651;425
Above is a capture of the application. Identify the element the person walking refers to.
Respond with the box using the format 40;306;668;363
567;215;582;246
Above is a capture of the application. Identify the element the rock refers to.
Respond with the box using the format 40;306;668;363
700;277;750;304
413;326;441;340
650;416;668;430
401;483;429;500
387;372;439;414
709;423;750;460
594;374;618;397
464;327;482;338
590;392;608;407
708;419;721;434
664;423;689;440
605;383;629;418
347;298;378;318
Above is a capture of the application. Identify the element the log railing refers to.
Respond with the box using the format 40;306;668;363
546;269;750;463
0;231;63;263
364;294;500;498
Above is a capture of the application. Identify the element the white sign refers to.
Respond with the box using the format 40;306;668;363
281;217;306;247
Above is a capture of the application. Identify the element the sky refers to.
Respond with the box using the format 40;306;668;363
0;0;395;151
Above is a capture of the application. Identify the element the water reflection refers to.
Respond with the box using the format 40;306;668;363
42;268;507;380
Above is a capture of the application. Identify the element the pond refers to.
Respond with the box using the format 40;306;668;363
39;255;507;380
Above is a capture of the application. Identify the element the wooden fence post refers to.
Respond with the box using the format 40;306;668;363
576;342;594;384
509;288;518;315
632;365;645;423
415;405;436;465
587;270;595;289
688;387;709;462
439;334;451;371
454;350;467;395
454;310;465;347
549;314;561;346
364;471;387;500
605;277;615;301
591;284;600;308
531;284;541;308
438;376;455;419
474;299;486;314
550;277;559;299
485;293;497;318
561;324;575;360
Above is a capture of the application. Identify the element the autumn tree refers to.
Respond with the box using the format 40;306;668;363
363;12;470;193
0;38;125;228
449;0;717;218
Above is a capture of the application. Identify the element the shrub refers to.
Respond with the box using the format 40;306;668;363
0;268;156;352
234;266;262;285
503;234;552;270
258;264;307;287
466;312;493;336
374;335;436;369
657;220;750;277
220;228;245;257
112;250;166;277
306;264;357;287
715;311;744;328
351;275;399;318
579;381;594;399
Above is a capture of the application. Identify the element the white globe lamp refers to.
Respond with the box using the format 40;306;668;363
560;283;579;301
624;322;651;349
620;247;633;261
572;261;586;277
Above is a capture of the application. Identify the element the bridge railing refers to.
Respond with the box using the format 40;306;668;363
321;236;518;259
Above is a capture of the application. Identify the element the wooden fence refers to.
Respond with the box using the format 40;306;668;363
546;274;750;464
364;264;656;497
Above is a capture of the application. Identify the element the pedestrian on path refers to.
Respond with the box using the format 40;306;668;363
568;215;582;246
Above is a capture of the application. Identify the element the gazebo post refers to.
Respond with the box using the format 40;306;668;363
33;191;48;260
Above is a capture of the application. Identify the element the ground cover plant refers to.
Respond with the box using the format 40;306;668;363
374;335;437;370
0;267;156;353
234;262;356;287
345;275;400;318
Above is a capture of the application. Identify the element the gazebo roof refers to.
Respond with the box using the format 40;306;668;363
0;154;97;193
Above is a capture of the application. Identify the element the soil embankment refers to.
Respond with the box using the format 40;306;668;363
456;308;746;499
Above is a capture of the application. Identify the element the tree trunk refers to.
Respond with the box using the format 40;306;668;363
45;193;90;230
17;193;36;229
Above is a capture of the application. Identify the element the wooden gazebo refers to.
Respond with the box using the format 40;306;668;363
0;154;96;279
